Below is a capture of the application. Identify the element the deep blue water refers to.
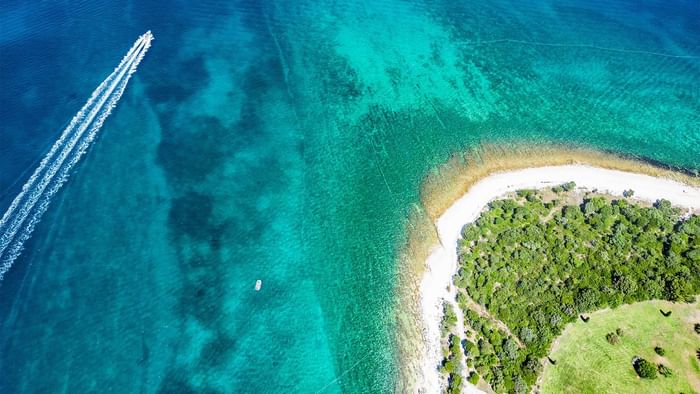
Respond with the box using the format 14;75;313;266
1;0;698;392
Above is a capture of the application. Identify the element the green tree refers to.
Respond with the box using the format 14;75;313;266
521;356;542;384
513;375;528;394
446;373;463;394
490;368;505;392
463;339;477;357
519;327;536;344
633;358;657;379
574;288;598;312
441;302;458;336
441;358;457;374
562;181;576;191
502;337;519;360
688;249;700;261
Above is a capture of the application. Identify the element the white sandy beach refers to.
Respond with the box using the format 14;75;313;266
418;164;700;393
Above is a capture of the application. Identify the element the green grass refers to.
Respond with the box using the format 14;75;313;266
541;299;700;394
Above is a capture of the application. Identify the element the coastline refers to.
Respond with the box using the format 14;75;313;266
399;145;700;393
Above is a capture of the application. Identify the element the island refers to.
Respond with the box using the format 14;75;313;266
410;159;700;394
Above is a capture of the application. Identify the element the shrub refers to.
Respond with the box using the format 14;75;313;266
441;358;457;374
490;368;505;392
519;327;536;344
616;327;624;337
516;189;537;201
449;335;462;357
468;371;480;384
442;303;458;334
521;357;542;384
513;375;528;394
633;357;657;379
694;323;700;334
657;364;672;377
447;373;463;394
503;337;519;359
623;189;635;198
463;340;477;356
456;292;468;307
562;181;576;191
654;346;665;356
689;249;700;261
606;332;620;345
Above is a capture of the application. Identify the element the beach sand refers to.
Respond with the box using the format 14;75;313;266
417;164;700;393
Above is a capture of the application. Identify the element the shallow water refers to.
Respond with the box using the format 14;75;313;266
0;0;698;392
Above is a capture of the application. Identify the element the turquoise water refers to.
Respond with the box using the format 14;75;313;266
0;1;698;392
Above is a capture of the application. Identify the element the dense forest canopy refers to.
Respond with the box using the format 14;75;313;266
446;184;700;393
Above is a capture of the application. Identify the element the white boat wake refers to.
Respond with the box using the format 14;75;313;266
0;31;154;281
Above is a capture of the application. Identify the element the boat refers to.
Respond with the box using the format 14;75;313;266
255;279;262;291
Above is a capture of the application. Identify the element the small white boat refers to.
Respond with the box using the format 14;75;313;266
255;279;262;291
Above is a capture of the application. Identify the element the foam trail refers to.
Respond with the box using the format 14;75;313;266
0;36;148;258
0;32;148;233
0;31;153;280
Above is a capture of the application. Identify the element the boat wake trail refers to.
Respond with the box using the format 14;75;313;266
0;31;154;281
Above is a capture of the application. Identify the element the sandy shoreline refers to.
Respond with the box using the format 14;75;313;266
418;164;700;393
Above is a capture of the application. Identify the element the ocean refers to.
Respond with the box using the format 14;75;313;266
0;0;698;392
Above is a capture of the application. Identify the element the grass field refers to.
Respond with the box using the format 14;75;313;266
540;299;700;394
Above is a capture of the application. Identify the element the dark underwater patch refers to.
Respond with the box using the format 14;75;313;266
156;115;232;184
199;334;237;367
145;56;209;105
156;370;208;394
168;192;215;238
151;14;300;391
